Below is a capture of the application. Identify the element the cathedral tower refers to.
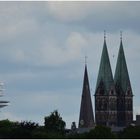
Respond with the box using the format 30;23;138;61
78;64;94;128
95;34;117;126
114;34;133;126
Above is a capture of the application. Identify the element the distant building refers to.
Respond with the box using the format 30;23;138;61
71;122;77;133
95;33;133;127
114;38;133;127
136;115;140;126
78;64;95;132
78;32;133;132
95;37;117;126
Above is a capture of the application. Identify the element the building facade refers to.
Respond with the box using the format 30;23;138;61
114;39;133;127
95;36;133;127
78;34;133;130
95;38;117;127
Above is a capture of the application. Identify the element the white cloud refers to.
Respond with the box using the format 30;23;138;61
47;2;123;22
47;1;94;22
47;2;140;23
0;18;39;43
31;31;88;66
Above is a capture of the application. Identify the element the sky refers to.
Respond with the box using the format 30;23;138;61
0;1;140;129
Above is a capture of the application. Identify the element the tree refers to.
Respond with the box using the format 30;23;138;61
0;119;15;138
87;125;116;138
119;125;140;138
31;126;49;139
10;120;39;138
44;110;66;134
67;132;88;139
19;121;39;130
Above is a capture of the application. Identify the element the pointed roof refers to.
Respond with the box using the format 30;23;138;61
95;39;114;95
79;64;94;128
114;39;132;94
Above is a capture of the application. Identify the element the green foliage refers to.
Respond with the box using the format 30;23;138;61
0;119;14;127
0;111;66;138
67;132;88;139
19;120;39;129
67;125;116;139
0;119;16;138
119;125;140;139
31;126;49;139
10;121;39;138
87;125;116;139
6;113;140;139
44;110;66;134
0;119;39;138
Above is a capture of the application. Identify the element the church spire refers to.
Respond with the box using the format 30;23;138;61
104;30;106;41
85;55;88;66
114;33;132;94
114;33;133;127
120;31;122;41
79;64;94;128
95;33;114;95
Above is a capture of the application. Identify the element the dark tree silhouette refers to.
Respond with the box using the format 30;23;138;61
44;110;66;133
119;125;140;139
87;125;116;138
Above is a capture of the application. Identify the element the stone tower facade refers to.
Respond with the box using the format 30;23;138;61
114;39;133;127
78;33;133;129
95;35;133;127
95;38;117;127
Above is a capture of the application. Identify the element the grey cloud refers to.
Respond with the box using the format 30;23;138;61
47;1;140;32
0;2;139;129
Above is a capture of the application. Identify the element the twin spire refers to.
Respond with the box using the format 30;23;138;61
95;31;132;95
104;30;123;41
79;31;132;129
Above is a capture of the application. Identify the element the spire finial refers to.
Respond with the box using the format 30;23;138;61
104;30;106;41
120;31;122;41
85;56;88;65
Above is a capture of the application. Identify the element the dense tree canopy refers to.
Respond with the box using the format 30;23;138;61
118;125;140;139
87;125;116;138
44;110;66;133
0;111;140;138
0;120;39;138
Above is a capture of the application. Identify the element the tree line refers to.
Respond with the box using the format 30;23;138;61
0;110;140;138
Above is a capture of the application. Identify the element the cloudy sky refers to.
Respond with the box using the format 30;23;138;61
0;1;140;128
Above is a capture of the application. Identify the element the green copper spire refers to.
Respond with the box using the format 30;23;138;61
95;39;114;95
114;39;132;94
79;64;94;128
